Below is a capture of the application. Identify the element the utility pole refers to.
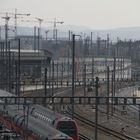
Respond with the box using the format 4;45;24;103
105;34;109;66
52;60;54;110
2;13;10;91
107;66;110;120
111;71;114;116
34;26;37;51
139;105;140;125
49;61;51;89
97;36;101;56
35;17;43;34
91;32;94;82
61;62;64;87
72;34;75;119
37;27;40;54
67;30;72;82
0;42;2;89
18;38;21;98
107;34;109;57
8;41;11;92
17;38;20;109
45;30;49;40
35;18;44;54
95;77;99;140
52;60;54;97
113;49;116;107
0;26;1;40
83;64;86;100
57;61;59;89
72;34;81;118
44;68;47;107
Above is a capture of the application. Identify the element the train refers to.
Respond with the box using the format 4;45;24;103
30;105;79;140
0;90;74;140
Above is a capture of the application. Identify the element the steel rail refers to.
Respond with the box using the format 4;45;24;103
79;133;92;140
73;111;137;140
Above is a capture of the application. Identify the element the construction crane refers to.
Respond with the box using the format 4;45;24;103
21;18;64;40
50;18;64;40
35;18;44;30
1;13;11;91
0;26;1;40
1;12;10;42
21;17;44;52
0;9;30;37
21;18;44;38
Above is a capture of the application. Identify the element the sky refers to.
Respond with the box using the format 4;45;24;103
0;0;140;30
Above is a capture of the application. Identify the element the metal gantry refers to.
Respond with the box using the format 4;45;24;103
0;96;139;105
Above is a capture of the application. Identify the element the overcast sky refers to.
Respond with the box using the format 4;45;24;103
1;0;140;29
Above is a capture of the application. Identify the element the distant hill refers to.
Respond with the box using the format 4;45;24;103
94;27;140;41
1;25;140;41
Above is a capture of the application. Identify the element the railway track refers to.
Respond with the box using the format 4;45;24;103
73;111;137;140
79;133;91;140
22;87;71;97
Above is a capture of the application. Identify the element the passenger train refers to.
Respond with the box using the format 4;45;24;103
30;105;79;140
0;90;74;140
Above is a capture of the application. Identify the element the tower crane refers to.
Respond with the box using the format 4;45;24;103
1;13;11;91
1;12;10;39
21;18;44;36
35;18;44;30
1;12;10;42
0;9;30;37
21;18;64;40
21;18;44;52
49;18;64;39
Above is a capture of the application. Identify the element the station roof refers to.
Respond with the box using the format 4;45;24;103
0;49;52;61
